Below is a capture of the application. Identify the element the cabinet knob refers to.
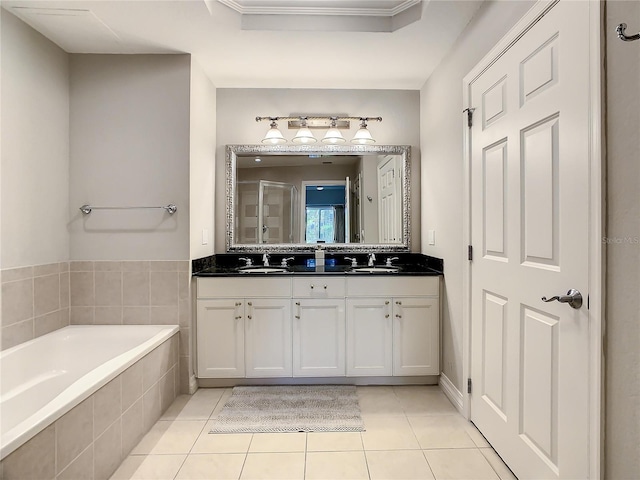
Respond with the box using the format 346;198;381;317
395;314;402;318
385;301;390;305
235;302;241;307
235;315;242;320
385;314;390;318
247;302;253;306
323;285;327;289
395;301;402;305
295;302;300;306
247;315;252;319
295;315;301;319
310;284;314;289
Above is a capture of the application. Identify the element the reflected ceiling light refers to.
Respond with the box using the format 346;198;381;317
292;117;317;144
256;115;382;145
322;118;346;144
261;118;286;144
351;118;376;144
254;157;262;162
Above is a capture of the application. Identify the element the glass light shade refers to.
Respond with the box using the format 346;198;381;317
351;126;375;144
262;126;286;144
322;127;346;144
292;127;317;144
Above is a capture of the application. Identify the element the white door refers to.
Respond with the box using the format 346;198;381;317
293;298;345;377
392;297;439;376
377;155;400;243
196;299;244;378
245;298;292;378
469;1;591;478
346;298;393;376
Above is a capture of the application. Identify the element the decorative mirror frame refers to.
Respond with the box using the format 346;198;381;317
226;144;411;252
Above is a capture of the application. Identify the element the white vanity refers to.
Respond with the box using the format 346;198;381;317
195;274;440;385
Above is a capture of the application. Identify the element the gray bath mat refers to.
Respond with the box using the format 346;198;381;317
209;385;365;434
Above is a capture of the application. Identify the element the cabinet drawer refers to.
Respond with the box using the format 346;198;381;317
346;276;439;297
197;277;291;298
292;277;346;298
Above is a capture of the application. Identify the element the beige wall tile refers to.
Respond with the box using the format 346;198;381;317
122;306;150;325
94;272;122;306
150;272;178;306
150;306;179;325
171;334;180;365
180;356;191;394
178;273;190;301
70;262;94;272
94;378;122;439
178;261;189;272
70;306;94;325
70;272;94;306
160;368;176;412
56;445;94;480
60;272;70;308
179;328;190;357
2;424;55;480
121;362;143;412
35;310;68;338
179;298;191;327
2;279;33;326
94;261;122;272
121;400;144;457
1;320;34;350
150;261;180;272
143;341;172;390
59;262;70;273
93;420;122;480
122;272;149;306
1;266;33;283
94;307;122;325
34;263;61;277
143;383;162;431
56;397;94;474
121;261;149;272
34;274;60;316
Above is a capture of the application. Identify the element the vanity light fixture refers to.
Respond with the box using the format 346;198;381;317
256;115;382;144
261;118;287;144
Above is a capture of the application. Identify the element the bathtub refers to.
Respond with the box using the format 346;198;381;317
0;324;179;461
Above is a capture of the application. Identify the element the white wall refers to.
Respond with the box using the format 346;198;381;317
189;59;217;260
419;0;535;391
69;54;191;261
1;10;70;269
604;1;640;477
215;88;421;252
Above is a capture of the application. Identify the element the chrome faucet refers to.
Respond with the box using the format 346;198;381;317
262;252;270;267
367;253;376;267
239;257;253;267
386;256;399;267
345;257;358;267
280;257;294;267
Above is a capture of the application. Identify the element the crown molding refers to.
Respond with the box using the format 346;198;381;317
217;0;421;17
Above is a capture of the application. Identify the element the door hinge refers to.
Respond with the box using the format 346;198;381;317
468;245;473;261
467;378;472;394
463;107;475;128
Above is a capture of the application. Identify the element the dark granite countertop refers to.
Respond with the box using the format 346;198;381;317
192;253;443;277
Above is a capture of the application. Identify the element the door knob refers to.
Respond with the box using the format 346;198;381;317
541;289;583;309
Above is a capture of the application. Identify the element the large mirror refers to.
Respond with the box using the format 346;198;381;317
226;145;411;252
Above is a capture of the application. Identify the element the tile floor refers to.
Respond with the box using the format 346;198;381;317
110;386;516;480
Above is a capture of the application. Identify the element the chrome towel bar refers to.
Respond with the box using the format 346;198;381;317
79;204;177;215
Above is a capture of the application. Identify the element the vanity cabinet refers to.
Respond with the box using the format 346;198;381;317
196;275;439;380
292;277;346;377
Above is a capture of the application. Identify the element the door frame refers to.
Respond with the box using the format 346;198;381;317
460;1;603;478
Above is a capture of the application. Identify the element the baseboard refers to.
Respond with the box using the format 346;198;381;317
188;374;198;394
197;375;440;388
439;372;464;414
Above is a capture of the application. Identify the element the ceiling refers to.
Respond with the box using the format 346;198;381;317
2;0;484;89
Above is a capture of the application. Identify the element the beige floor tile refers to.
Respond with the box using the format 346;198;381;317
408;416;476;449
465;422;491;448
131;420;206;455
394;389;458;416
366;450;435;480
210;389;234;418
306;432;363;452
175;453;246;480
480;448;517;480
162;388;224;421
357;387;405;416
249;433;307;452
362;416;421;451
192;430;253;454
305;451;369;480
110;454;186;480
239;452;305;480
424;448;499;480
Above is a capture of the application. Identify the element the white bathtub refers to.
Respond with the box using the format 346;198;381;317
0;324;179;460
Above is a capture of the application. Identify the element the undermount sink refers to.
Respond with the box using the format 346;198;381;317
350;266;400;273
238;266;288;274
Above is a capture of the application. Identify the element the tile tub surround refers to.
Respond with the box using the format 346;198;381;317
1;262;71;351
0;333;180;480
67;261;193;394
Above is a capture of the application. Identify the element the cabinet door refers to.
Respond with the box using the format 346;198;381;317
393;297;439;376
293;299;345;377
196;299;245;378
346;298;393;376
245;298;292;377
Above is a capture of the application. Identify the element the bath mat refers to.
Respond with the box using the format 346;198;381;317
209;385;365;434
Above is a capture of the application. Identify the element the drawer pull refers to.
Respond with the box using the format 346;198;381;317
395;314;402;318
235;302;241;306
295;315;301;319
295;302;301;306
235;315;242;320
